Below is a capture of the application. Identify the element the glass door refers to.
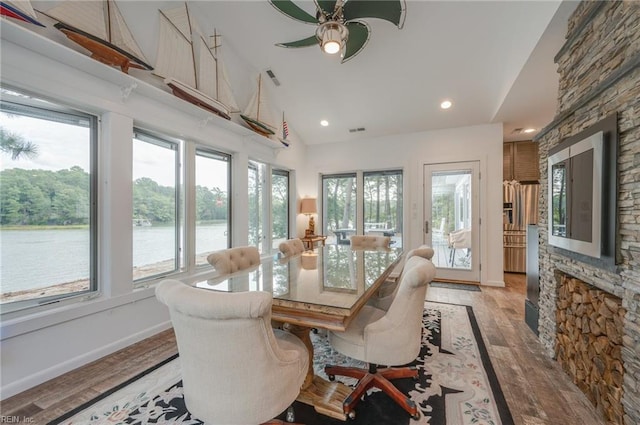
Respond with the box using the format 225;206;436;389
424;162;480;282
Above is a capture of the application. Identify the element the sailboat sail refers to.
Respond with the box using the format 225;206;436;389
241;75;277;136
156;5;196;88
41;0;152;72
209;34;240;113
1;0;44;26
155;4;236;120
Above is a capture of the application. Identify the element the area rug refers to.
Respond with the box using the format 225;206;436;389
49;302;513;425
430;282;482;292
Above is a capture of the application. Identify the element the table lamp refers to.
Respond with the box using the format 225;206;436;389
300;198;317;236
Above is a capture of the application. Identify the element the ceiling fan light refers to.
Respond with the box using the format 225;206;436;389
323;39;341;54
317;22;348;55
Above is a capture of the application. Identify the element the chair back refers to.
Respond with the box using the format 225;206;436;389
449;228;471;249
279;238;306;257
377;244;435;306
350;235;391;249
156;279;306;424
206;246;260;274
364;255;436;365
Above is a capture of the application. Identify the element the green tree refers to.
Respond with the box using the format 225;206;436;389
0;127;38;160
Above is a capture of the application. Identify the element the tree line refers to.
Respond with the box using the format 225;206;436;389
0;167;228;226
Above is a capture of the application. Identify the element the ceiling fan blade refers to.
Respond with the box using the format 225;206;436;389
270;0;319;24
343;0;406;28
276;35;319;49
342;21;370;63
315;0;337;16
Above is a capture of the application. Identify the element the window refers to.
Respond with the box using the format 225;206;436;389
195;148;231;266
322;171;403;247
364;170;403;248
271;169;289;251
248;161;264;251
322;173;357;245
249;161;290;253
0;88;97;310
132;130;180;282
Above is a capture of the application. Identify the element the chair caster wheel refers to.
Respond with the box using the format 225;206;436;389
328;374;335;381
411;411;421;421
347;411;356;420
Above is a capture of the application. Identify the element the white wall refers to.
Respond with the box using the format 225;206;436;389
301;124;505;286
0;22;306;398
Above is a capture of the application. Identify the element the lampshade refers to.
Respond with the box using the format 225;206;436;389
300;198;317;215
316;22;348;55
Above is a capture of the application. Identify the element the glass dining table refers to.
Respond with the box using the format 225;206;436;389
194;244;404;420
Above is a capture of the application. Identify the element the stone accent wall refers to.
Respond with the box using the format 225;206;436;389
535;2;640;424
556;272;626;423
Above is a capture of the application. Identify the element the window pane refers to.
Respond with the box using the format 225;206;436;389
248;161;264;252
132;131;179;281
271;169;289;251
195;148;230;266
0;92;96;307
322;174;356;245
364;170;403;248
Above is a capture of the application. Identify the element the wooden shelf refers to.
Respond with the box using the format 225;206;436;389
1;19;288;151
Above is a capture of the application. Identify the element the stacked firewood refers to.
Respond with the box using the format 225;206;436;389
555;274;626;424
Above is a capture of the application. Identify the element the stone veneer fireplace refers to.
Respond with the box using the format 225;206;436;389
533;2;640;425
555;271;626;423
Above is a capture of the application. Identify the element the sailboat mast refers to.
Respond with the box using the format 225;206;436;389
213;29;219;100
256;74;262;121
106;0;112;42
184;3;198;90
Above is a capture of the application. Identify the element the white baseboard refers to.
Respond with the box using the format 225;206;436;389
1;321;172;400
484;280;505;287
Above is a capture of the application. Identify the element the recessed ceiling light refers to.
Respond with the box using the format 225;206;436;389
523;128;536;133
440;100;452;110
320;120;329;127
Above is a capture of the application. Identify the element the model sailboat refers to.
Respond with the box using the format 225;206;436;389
155;3;238;120
38;0;152;73
241;74;277;136
1;1;44;27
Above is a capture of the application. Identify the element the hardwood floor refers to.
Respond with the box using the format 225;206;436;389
1;273;604;424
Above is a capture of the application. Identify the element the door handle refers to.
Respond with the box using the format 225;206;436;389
425;221;429;234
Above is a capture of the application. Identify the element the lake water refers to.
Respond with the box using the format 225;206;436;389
0;224;228;293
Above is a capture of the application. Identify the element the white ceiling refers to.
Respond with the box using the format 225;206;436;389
31;0;579;146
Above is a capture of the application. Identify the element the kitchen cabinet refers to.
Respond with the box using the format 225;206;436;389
503;141;540;182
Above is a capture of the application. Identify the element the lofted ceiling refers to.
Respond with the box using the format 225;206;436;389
29;0;579;146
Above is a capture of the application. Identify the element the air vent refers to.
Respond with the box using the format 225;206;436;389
348;127;366;133
265;69;280;87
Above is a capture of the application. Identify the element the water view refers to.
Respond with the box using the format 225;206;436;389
1;223;228;294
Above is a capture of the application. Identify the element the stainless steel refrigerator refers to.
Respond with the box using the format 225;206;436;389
503;181;539;273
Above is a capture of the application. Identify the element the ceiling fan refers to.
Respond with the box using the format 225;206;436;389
269;0;406;63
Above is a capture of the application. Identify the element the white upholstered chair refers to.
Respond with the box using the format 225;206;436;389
278;238;306;257
369;245;435;311
448;228;471;266
324;255;436;420
156;279;309;425
206;245;260;274
350;235;391;249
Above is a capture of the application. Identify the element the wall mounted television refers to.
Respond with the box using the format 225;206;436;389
547;113;618;266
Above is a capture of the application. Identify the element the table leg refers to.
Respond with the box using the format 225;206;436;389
284;324;352;421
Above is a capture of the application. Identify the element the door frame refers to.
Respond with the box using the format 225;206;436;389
423;161;481;283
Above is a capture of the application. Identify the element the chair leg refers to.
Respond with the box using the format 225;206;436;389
324;364;419;419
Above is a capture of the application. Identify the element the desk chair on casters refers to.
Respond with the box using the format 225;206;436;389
156;279;308;425
324;255;436;420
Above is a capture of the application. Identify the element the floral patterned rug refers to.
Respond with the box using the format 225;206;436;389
49;302;513;425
